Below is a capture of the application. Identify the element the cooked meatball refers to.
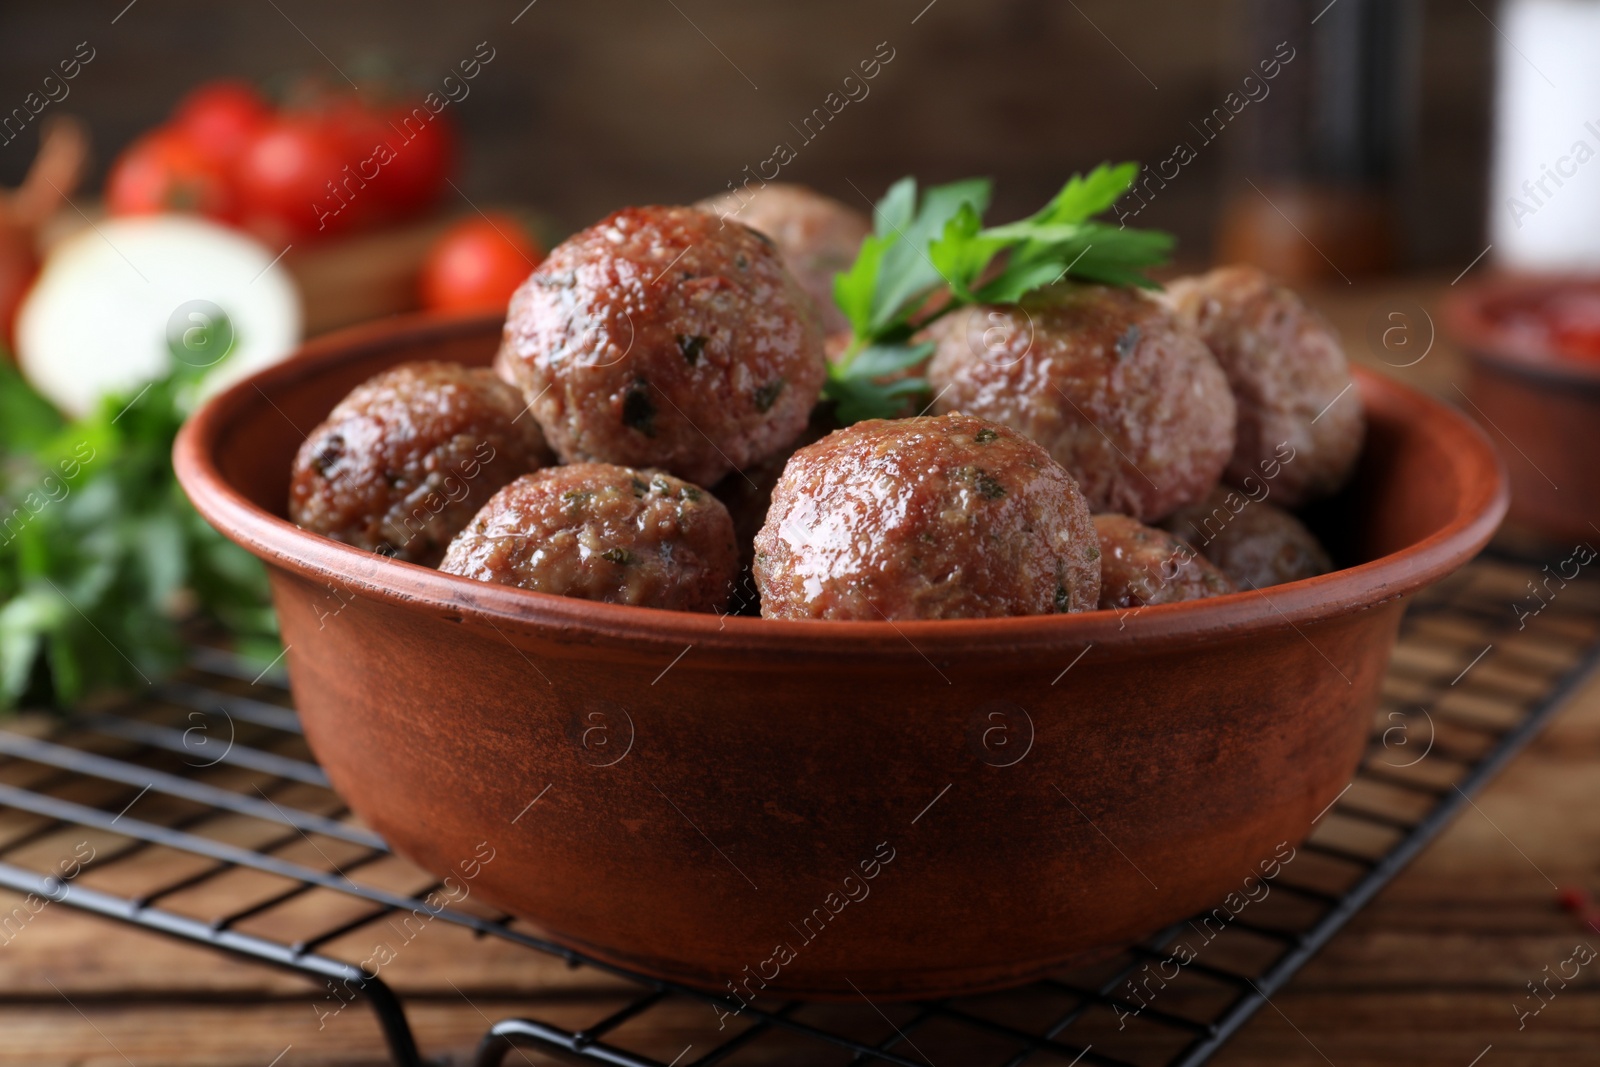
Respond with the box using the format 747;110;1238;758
696;183;869;336
1162;487;1332;589
495;205;827;488
439;464;739;612
713;406;836;574
926;284;1235;523
1093;513;1235;611
754;414;1100;620
1165;265;1364;506
289;361;551;566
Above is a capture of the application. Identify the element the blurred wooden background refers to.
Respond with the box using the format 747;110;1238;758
0;0;1492;267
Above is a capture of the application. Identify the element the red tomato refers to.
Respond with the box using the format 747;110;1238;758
321;95;388;158
370;102;457;218
420;214;543;313
313;95;395;216
106;128;238;222
172;80;271;167
234;115;357;242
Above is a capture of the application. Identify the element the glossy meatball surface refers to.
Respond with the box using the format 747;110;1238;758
1165;265;1364;507
1162;487;1332;590
927;284;1236;522
439;464;739;612
495;205;827;488
754;414;1100;620
288;361;550;566
713;406;838;571
696;183;870;337
1093;513;1234;611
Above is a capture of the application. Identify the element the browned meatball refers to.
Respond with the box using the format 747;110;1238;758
288;362;551;567
713;406;838;571
754;414;1100;620
1093;513;1235;611
495;205;827;488
1162;487;1332;590
926;284;1236;523
696;183;869;336
1165;265;1364;506
439;464;739;612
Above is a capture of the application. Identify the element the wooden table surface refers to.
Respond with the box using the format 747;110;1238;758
2;278;1598;1067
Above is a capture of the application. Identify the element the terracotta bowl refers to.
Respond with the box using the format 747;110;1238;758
174;314;1507;1000
1443;275;1600;543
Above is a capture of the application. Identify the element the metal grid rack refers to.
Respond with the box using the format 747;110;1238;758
0;548;1596;1067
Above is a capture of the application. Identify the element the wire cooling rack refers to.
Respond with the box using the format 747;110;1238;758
0;547;1596;1067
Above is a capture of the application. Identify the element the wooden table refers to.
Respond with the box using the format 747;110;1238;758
2;280;1597;1067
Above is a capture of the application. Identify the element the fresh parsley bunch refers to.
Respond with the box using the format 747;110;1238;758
0;346;277;711
825;161;1174;423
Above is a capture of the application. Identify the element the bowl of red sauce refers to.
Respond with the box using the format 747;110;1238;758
1443;275;1600;542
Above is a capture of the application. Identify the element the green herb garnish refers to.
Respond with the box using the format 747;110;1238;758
621;380;656;436
753;379;786;413
0;340;277;711
958;466;1006;500
676;334;707;365
825;161;1174;422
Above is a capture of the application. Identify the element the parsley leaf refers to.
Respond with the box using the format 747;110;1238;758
833;231;890;338
823;162;1173;423
0;361;64;451
0;337;277;712
867;177;992;333
827;343;935;425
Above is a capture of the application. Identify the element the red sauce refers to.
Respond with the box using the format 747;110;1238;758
1487;284;1600;365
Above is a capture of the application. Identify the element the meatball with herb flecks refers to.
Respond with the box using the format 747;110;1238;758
1164;265;1364;506
288;361;551;567
1162;487;1332;590
713;405;838;574
439;464;739;613
1093;513;1235;611
695;183;870;336
753;414;1100;620
926;283;1236;523
495;205;827;488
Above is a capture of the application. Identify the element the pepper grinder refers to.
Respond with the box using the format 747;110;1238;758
1216;0;1420;283
1489;0;1600;271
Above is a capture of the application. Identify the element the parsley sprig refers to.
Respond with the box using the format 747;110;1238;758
0;341;277;711
824;161;1174;423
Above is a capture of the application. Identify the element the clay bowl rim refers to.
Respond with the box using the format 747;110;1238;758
1440;272;1600;391
174;312;1508;662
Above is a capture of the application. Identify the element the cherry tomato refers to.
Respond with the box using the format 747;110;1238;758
106;128;238;222
311;95;394;216
370;102;456;218
172;79;271;167
420;214;543;313
234;115;356;242
320;94;388;158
